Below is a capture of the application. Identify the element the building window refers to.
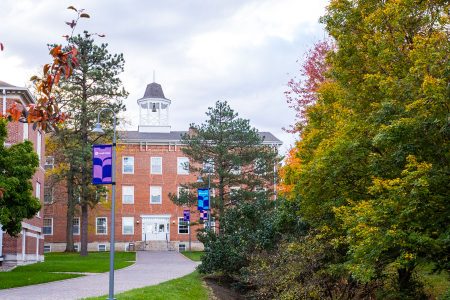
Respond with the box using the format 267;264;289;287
177;186;188;199
73;217;80;235
44;186;53;204
178;244;186;252
73;244;79;252
122;156;134;174
231;165;241;175
230;186;240;202
36;182;41;217
254;158;267;175
43;245;51;253
178;217;189;234
122;186;134;204
203;159;214;173
122;217;134;235
23;123;29;141
37;131;42;162
43;218;53;235
150;186;162;204
177;157;189;175
96;217;107;235
150;157;162;174
44;156;54;170
204;218;216;233
98;244;106;252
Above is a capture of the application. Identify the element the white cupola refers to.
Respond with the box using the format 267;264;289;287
137;82;171;133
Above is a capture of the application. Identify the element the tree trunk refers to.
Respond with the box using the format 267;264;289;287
397;267;413;293
64;170;75;252
80;203;88;256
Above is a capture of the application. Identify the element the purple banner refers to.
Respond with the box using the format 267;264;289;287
200;210;208;221
183;210;190;222
92;144;113;185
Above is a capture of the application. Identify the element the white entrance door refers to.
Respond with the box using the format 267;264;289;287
141;215;170;241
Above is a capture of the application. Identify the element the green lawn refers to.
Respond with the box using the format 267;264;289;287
181;251;204;262
85;271;209;300
0;251;136;290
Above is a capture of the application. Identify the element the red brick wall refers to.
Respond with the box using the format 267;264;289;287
1;95;45;259
45;142;205;245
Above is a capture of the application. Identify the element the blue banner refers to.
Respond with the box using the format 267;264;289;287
92;144;113;185
197;188;210;210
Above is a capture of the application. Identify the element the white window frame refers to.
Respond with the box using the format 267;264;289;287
203;159;214;173
177;157;189;175
150;157;162;174
96;217;108;235
177;186;188;198
122;156;134;174
43;245;51;253
36;182;41;217
44;186;53;204
36;130;42;162
73;217;80;235
45;156;54;170
73;244;79;252
43;218;53;235
230;186;241;202
150;186;162;204
122;186;134;204
203;217;216;233
231;165;241;175
122;217;134;235
98;244;107;252
23;123;29;141
178;217;189;234
178;244;186;252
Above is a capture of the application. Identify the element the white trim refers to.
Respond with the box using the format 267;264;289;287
44;244;51;253
98;244;107;252
140;214;171;219
21;222;42;233
178;217;189;234
73;217;80;235
122;217;134;235
122;156;134;174
25;231;44;239
177;157;189;175
122;185;135;204
96;217;108;235
150;186;162;204
43;218;53;235
150;157;163;174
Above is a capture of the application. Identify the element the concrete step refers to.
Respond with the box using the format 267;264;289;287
135;241;176;251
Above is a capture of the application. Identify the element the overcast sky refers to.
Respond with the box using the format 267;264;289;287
0;0;328;155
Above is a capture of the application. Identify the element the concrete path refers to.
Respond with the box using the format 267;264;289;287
0;251;198;300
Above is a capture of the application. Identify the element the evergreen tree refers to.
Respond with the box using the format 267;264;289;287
170;101;278;229
0;120;40;236
47;31;127;255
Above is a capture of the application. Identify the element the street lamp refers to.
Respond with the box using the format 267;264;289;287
91;108;116;300
197;174;211;231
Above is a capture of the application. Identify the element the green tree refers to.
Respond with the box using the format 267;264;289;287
0;120;40;236
48;31;127;254
282;0;449;297
172;101;278;223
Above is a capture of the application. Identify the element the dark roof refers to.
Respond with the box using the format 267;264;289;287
118;130;282;145
0;80;17;88
141;82;167;100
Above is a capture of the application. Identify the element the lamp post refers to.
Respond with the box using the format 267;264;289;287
197;173;211;231
91;108;116;300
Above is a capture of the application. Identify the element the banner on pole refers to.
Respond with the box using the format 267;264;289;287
197;188;209;210
200;210;208;221
92;144;113;185
183;210;190;222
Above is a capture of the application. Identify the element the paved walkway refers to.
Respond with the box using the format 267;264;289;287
0;251;198;300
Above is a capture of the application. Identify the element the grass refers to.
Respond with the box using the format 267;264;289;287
85;271;209;300
418;263;450;299
0;251;136;290
13;251;136;273
181;251;204;262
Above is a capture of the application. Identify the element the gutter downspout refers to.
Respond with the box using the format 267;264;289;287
2;89;6;115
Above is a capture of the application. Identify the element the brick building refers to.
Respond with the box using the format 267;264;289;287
44;82;282;252
0;81;45;266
